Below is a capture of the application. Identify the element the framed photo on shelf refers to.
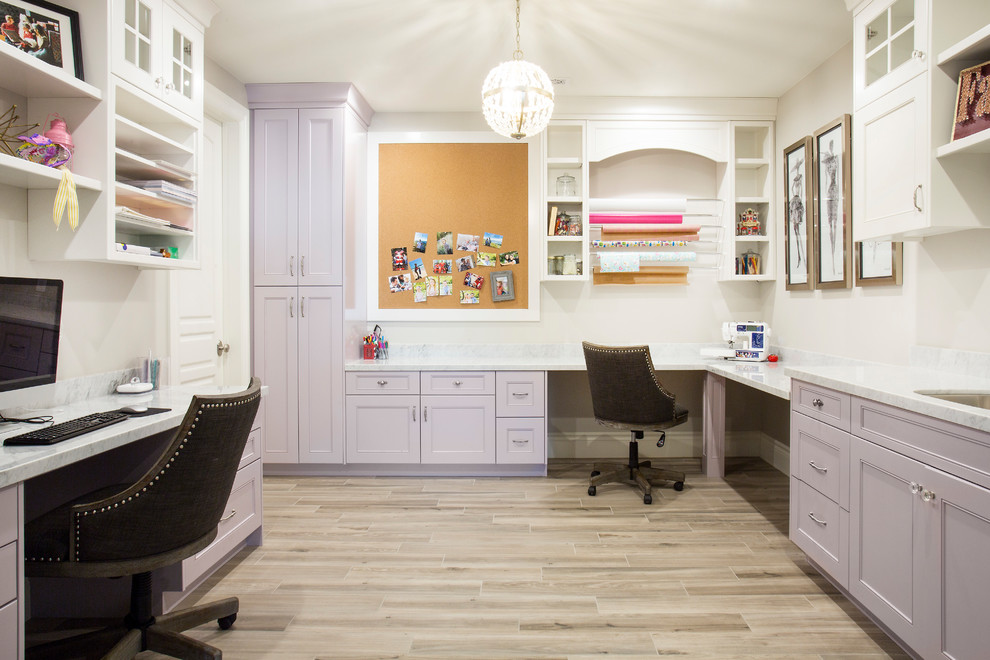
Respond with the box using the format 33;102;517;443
490;270;515;302
952;60;990;142
813;115;852;289
0;1;84;80
783;136;814;291
855;240;903;287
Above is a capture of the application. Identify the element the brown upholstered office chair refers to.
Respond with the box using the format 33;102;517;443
23;377;262;660
582;342;687;504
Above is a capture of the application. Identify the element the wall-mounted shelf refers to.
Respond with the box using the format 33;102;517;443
0;45;102;100
725;122;775;280
933;23;990;159
0;153;102;191
543;121;589;280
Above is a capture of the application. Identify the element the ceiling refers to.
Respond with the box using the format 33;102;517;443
204;0;853;114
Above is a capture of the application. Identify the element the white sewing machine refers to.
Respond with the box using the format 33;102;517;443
701;321;772;361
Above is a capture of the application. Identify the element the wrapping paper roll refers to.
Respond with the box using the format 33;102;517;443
589;197;687;213
600;224;701;234
597;251;697;273
589;213;683;224
592;240;690;247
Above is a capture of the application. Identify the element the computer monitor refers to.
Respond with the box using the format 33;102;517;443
0;277;63;392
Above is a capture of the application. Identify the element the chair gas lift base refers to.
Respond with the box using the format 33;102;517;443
588;430;686;504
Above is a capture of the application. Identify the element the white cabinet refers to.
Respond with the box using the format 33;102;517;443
853;0;929;110
112;0;204;119
542;121;588;281
252;286;344;464
726;121;774;280
252;107;344;287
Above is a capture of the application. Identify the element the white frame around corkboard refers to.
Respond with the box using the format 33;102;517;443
367;131;541;321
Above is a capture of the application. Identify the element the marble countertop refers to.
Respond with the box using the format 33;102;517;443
0;385;240;489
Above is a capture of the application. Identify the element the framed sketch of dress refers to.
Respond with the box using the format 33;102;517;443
783;136;814;291
813;115;852;289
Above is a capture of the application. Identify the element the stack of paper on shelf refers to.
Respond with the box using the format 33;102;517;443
121;179;197;205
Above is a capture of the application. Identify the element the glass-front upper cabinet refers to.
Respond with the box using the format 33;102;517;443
112;0;204;120
853;0;929;109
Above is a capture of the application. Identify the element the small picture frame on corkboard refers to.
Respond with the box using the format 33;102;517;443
491;270;515;302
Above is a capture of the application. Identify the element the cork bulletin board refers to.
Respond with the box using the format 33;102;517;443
377;142;529;311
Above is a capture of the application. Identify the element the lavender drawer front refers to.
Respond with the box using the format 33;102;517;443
181;460;262;590
0;599;16;660
853;396;990;489
792;412;849;508
0;543;14;607
790;478;848;588
239;427;262;470
496;371;545;418
496;418;546;464
421;371;494;396
346;371;419;394
791;381;850;431
0;487;15;547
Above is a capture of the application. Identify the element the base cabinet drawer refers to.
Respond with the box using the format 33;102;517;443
791;381;851;431
496;371;545;417
496;418;546;464
0;599;17;660
792;411;850;508
0;542;15;610
790;478;848;588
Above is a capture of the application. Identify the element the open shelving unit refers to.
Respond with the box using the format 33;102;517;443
934;23;990;159
726;122;774;281
543;121;589;281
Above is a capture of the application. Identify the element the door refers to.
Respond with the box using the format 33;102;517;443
252;109;299;286
345;395;420;464
112;0;162;96
298;108;343;286
420;395;496;464
253;287;299;463
297;287;344;463
171;115;224;386
160;3;204;118
852;0;928;109
849;438;937;653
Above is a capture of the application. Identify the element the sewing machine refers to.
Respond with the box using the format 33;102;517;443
701;321;772;361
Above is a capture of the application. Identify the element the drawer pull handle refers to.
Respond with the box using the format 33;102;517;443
808;461;828;474
220;509;237;523
812;398;824;408
424;406;428;422
808;512;827;526
913;185;923;212
922;489;937;503
511;392;528;398
412;406;416;422
376;380;388;386
289;255;295;277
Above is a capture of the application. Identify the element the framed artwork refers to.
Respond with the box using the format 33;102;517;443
0;1;84;80
783;136;814;291
855;240;903;286
952;60;990;142
491;270;514;302
813;115;852;289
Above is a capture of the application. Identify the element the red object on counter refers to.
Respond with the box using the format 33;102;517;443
767;354;779;362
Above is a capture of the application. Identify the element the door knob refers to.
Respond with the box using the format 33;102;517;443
216;340;230;356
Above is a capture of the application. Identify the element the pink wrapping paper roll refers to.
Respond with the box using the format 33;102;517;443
589;213;683;224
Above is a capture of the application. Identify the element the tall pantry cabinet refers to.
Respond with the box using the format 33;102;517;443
249;84;371;469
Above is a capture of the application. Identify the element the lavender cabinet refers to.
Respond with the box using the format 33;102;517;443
0;485;19;660
345;394;420;464
420;395;496;464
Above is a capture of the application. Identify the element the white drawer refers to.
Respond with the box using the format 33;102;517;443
0;599;16;660
496;371;545;418
792;381;851;431
0;542;14;607
790;478;848;588
346;371;419;394
0;486;15;548
421;371;494;396
496;418;546;464
792;412;850;509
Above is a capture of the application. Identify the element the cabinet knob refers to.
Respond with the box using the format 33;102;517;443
808;461;828;474
922;489;937;503
154;76;163;89
216;340;230;356
910;482;923;494
812;398;824;408
911;49;925;61
453;380;462;386
808;512;827;527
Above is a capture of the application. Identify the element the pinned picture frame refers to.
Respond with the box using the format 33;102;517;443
783;136;814;291
813;115;852;289
491;270;514;302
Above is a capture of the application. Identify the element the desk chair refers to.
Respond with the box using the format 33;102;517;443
23;377;262;660
582;342;687;504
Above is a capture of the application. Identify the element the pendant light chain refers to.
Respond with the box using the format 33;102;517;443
513;0;523;60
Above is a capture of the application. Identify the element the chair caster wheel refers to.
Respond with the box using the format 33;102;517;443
673;481;684;491
643;494;653;505
588;486;596;496
590;470;600;477
218;613;237;630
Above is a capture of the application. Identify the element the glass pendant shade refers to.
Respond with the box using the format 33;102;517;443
482;59;554;140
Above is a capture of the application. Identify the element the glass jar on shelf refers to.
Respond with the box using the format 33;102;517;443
555;173;576;197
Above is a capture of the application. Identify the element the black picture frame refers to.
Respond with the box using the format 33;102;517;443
0;0;84;80
491;270;515;302
783;136;814;291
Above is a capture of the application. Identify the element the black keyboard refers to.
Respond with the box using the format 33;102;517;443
3;411;130;446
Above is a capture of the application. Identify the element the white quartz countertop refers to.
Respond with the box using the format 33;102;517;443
0;385;241;489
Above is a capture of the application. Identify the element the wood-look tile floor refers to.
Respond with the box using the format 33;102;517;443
156;459;908;659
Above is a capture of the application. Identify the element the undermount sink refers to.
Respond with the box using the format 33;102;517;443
915;390;990;410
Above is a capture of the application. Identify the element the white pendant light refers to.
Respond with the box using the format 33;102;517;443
481;0;554;140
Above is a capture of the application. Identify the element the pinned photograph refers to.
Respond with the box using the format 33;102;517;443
456;233;480;252
432;259;452;274
438;275;453;296
412;281;427;303
459;289;480;304
464;272;485;290
498;251;519;265
483;232;503;248
388;273;412;292
391;247;408;271
426;276;439;297
436;231;453;255
491;270;515;302
476;251;497;267
409;258;425;280
456;255;475;271
412;231;428;253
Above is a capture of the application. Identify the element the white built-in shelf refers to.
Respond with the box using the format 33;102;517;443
735;158;770;169
731;273;773;282
0;47;101;100
736;196;771;205
547;235;584;242
115;182;194;209
109;251;197;270
936;24;990;67
0;152;102;191
115;148;195;182
115;215;194;237
546;157;583;166
936;129;990;158
734;235;771;243
115;116;194;157
547;196;582;205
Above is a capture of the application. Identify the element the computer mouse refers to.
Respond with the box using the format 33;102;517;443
120;405;148;414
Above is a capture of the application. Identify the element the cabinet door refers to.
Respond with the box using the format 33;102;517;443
849;438;937;653
298;109;343;286
298;287;344;463
421;395;495;464
112;0;162;96
852;73;929;242
160;3;203;119
930;467;990;660
345;395;420;464
252;287;299;463
853;0;929;110
253;110;300;286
